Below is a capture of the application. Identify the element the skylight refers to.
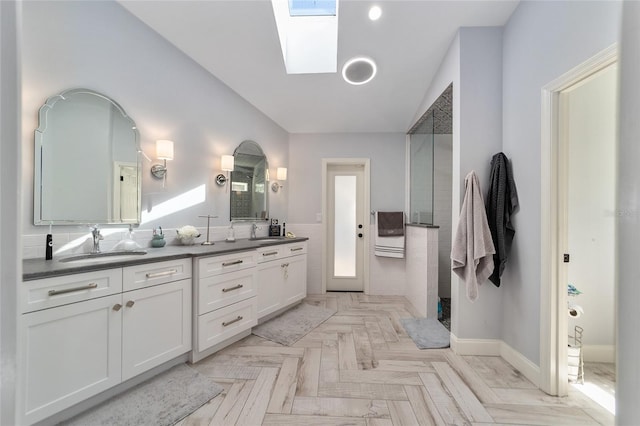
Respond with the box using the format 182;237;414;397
272;0;339;74
288;0;336;17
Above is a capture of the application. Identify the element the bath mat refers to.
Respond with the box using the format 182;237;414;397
401;317;450;349
252;302;336;346
63;364;223;426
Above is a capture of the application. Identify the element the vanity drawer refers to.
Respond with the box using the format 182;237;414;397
123;258;191;292
198;268;257;314
282;241;307;257
197;297;257;352
198;251;257;278
21;269;122;314
256;245;284;263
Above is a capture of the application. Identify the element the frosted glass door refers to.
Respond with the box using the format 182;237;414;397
334;176;356;277
326;164;365;291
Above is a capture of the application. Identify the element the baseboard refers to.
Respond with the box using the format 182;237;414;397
583;344;615;363
450;334;541;387
499;340;541;387
450;333;501;356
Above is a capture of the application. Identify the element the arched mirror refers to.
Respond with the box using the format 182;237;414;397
230;140;269;221
34;88;141;225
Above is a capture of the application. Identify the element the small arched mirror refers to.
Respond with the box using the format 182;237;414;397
229;140;269;221
34;88;141;225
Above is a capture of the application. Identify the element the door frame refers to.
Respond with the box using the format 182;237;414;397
321;158;370;294
539;43;617;396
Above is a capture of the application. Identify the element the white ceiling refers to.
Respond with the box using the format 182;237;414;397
119;0;519;134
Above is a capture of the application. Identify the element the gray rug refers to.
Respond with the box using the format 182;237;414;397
401;317;450;349
252;302;336;346
63;364;223;426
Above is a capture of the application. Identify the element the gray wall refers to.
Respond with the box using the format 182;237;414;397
288;133;406;224
1;2;21;424
288;133;407;296
501;0;621;364
21;1;289;237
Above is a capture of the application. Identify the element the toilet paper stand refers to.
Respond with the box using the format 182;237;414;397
568;325;584;384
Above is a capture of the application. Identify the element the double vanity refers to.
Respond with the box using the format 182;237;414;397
19;238;308;425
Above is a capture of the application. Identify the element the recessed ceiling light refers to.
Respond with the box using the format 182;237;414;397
342;56;377;85
368;5;382;21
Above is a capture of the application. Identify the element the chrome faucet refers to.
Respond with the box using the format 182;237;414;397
90;226;103;254
250;222;257;239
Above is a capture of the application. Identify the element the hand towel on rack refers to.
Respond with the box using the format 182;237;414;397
375;212;405;258
451;171;495;302
377;211;405;236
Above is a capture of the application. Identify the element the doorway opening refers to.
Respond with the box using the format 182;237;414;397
540;44;617;406
321;158;370;293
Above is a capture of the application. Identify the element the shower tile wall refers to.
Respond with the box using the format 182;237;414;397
434;134;452;298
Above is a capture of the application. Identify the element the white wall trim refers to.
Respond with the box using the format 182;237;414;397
451;335;541;388
321;158;371;294
539;43;618;397
500;340;541;388
450;333;501;356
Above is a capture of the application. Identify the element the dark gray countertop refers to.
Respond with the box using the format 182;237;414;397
23;237;308;281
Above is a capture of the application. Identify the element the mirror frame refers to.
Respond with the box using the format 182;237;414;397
34;88;141;225
229;140;269;222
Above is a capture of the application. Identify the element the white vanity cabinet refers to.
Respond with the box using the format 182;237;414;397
192;250;258;362
257;241;307;319
121;259;192;381
18;258;192;425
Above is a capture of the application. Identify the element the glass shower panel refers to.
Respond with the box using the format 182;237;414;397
409;111;434;224
334;175;356;277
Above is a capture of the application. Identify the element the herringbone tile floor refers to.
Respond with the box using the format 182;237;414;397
179;293;614;425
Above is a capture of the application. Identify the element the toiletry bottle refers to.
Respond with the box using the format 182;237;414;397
45;235;53;260
282;222;286;237
226;222;236;242
45;223;53;260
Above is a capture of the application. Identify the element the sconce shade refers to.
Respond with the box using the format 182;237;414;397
156;140;174;160
276;167;287;181
221;155;235;171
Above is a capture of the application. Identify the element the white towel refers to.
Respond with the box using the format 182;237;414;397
375;212;405;258
451;171;495;302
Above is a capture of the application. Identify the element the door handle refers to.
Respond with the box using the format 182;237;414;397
358;233;363;238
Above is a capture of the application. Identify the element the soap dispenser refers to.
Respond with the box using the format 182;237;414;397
115;225;142;251
226;222;236;242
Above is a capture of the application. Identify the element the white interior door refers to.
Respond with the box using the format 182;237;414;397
326;164;366;291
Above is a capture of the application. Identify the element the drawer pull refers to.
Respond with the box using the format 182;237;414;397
113;303;122;312
222;284;244;293
126;300;135;308
222;316;243;327
281;263;289;268
291;247;304;252
48;283;98;296
146;269;178;278
222;260;243;267
262;251;278;257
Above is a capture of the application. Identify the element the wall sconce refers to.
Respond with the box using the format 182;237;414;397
150;140;174;179
216;155;235;186
271;167;287;192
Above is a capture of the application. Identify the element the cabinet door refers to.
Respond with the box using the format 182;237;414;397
121;279;192;381
282;254;307;306
19;294;122;425
256;260;284;318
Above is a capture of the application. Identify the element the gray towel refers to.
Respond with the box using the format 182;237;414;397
486;152;519;287
451;171;495;302
377;211;404;236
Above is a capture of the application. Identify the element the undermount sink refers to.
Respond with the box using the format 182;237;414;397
59;250;147;264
